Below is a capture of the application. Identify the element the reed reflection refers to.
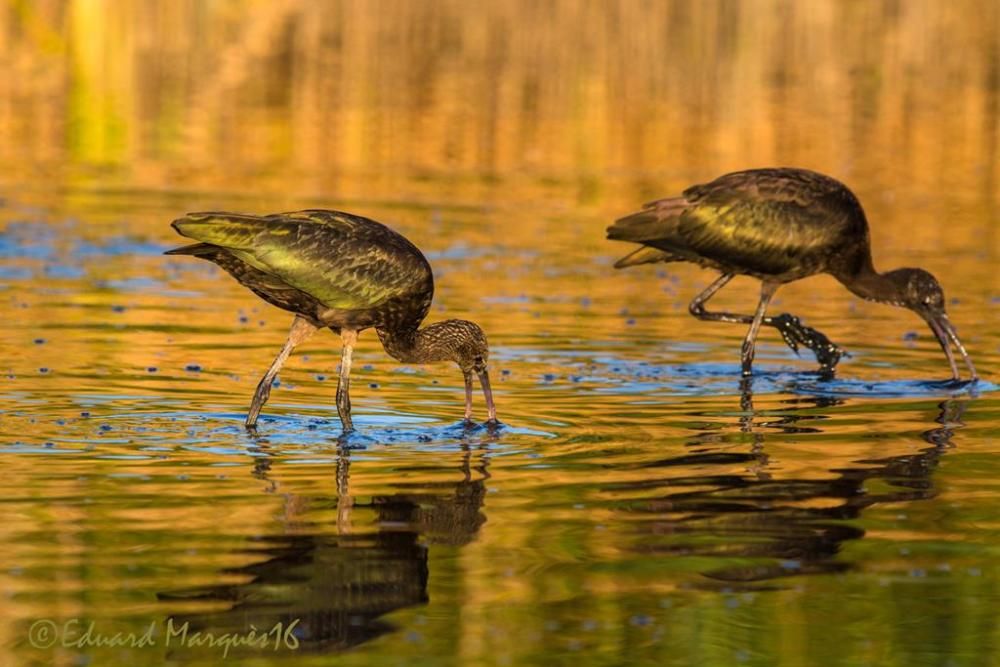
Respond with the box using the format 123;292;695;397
3;2;998;200
611;383;967;587
159;443;490;653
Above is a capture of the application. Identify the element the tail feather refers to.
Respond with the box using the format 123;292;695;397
171;212;271;251
606;210;661;242
606;196;687;242
163;242;218;257
613;246;676;269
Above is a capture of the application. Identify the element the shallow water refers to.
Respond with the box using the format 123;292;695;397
2;184;999;666
3;2;1000;666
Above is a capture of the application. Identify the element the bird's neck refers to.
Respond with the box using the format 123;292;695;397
376;325;454;365
841;262;906;306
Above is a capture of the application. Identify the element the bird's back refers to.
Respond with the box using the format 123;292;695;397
167;209;435;330
608;168;872;281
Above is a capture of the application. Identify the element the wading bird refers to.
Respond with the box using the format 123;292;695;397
167;210;498;431
607;168;977;381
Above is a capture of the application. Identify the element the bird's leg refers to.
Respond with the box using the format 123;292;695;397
246;316;318;428
741;282;778;376
689;274;847;373
688;273;738;321
767;314;846;374
463;370;475;423
336;329;358;432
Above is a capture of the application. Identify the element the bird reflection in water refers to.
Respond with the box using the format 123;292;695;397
611;380;967;588
158;441;490;652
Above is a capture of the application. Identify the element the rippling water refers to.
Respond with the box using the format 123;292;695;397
2;185;998;665
2;2;1000;665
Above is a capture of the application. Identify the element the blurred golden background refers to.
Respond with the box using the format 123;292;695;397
2;0;998;204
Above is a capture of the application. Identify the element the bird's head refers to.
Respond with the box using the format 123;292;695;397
376;320;498;424
382;319;489;370
889;268;945;314
886;268;976;381
434;319;490;374
403;319;497;422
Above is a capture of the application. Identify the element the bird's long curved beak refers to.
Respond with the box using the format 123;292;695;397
477;369;498;424
927;313;977;382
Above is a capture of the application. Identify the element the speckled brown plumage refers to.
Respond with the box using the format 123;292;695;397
166;209;498;431
608;168;977;381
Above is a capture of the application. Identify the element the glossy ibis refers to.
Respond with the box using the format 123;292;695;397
607;168;977;380
166;210;497;431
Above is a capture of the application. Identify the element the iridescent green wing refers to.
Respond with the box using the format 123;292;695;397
674;170;851;275
171;210;431;310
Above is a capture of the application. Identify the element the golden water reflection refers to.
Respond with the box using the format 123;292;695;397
2;0;999;203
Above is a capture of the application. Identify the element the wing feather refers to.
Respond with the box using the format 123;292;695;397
609;169;861;277
171;210;432;310
675;197;840;275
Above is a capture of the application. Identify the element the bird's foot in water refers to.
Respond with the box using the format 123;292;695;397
462;418;503;434
769;313;848;373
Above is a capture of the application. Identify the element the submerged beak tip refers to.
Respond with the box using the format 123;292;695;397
927;313;977;382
